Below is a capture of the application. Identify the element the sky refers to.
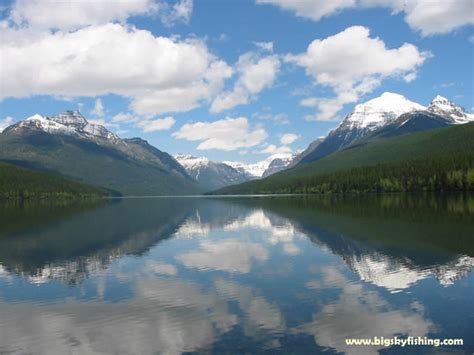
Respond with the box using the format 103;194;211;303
0;0;473;164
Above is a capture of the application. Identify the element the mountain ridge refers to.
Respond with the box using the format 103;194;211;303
0;111;200;196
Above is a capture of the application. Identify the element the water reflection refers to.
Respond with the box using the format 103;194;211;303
0;194;473;354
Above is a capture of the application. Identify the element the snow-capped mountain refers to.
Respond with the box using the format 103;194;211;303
5;110;121;143
343;92;425;132
0;111;197;195
223;160;270;178
299;92;473;164
427;95;474;124
262;153;298;177
175;154;251;191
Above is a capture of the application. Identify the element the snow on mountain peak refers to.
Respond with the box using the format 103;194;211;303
224;160;269;178
25;114;45;121
174;154;211;169
50;110;88;128
428;95;473;124
7;110;121;143
345;92;425;130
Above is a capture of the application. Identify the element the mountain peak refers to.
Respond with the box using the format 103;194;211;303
345;92;424;130
50;110;88;128
428;95;473;124
432;95;449;103
25;114;44;121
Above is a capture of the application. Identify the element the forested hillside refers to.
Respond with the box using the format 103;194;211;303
0;162;109;200
212;123;474;194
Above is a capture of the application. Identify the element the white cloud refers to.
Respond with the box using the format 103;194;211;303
112;112;139;123
111;111;175;133
137;116;176;132
253;41;274;52
160;0;193;26
0;23;232;116
211;53;280;113
9;0;160;31
288;26;428;120
8;0;194;31
260;144;292;155
280;133;299;145
256;0;474;36
173;117;267;151
257;0;356;21
0;116;14;132
401;0;474;36
91;98;105;118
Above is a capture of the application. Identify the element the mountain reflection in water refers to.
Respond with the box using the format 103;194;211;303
0;194;473;354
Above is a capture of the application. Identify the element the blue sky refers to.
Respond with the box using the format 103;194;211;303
0;0;473;163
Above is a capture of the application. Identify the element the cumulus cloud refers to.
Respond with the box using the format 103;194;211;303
401;0;474;36
137;116;176;132
0;23;232;116
257;0;357;21
256;0;474;36
280;133;299;145
8;0;194;31
288;26;428;120
211;53;280;113
173;117;267;151
0;116;14;132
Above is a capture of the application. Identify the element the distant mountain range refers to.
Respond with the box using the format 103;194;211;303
1;93;472;197
174;154;252;191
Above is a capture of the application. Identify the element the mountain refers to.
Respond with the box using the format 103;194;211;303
287;137;325;168
223;160;269;178
370;111;451;138
427;95;474;124
370;95;474;139
0;111;200;196
0;161;108;200
174;154;251;191
262;153;298;177
300;92;425;163
211;123;474;195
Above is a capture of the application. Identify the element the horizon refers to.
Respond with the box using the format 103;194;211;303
0;0;473;164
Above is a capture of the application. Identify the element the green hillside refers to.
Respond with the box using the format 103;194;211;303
213;123;474;194
0;162;108;200
0;131;201;196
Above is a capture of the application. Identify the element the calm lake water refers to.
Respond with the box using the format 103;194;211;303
0;195;473;354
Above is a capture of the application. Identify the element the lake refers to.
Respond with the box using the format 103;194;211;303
0;194;473;354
